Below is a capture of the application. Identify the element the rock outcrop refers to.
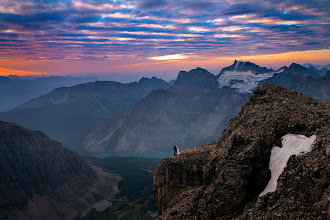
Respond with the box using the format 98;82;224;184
153;83;329;219
0;121;120;219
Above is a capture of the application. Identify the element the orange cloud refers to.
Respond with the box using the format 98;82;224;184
0;67;47;76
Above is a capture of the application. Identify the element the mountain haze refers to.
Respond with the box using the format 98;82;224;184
0;77;169;152
85;68;250;154
0;75;97;112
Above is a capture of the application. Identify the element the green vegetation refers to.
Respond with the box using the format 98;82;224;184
80;157;160;220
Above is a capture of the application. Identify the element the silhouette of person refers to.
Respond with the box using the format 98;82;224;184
173;144;177;155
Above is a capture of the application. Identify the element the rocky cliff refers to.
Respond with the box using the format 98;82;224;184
0;121;120;219
153;83;329;219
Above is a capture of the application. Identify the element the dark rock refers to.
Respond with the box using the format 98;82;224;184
220;60;273;75
0;121;120;219
153;83;329;219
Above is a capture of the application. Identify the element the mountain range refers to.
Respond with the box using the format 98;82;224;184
0;77;169;153
0;61;329;155
85;62;329;154
85;68;249;154
0;75;97;112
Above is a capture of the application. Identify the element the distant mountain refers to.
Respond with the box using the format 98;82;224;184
284;63;320;78
0;120;119;219
175;67;219;89
0;75;97;111
259;65;330;101
218;60;274;93
308;65;329;76
220;60;274;75
85;68;249;154
303;63;330;71
0;77;170;153
85;63;330;155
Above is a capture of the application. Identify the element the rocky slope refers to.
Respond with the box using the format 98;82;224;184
153;83;329;219
0;121;120;219
85;68;249;154
0;77;169;152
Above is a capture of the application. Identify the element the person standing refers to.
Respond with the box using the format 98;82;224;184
173;144;177;155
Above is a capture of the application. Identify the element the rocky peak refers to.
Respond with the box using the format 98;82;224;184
137;76;169;89
220;60;273;75
174;67;218;89
284;63;321;78
309;65;321;74
153;83;329;219
218;61;274;93
289;62;306;70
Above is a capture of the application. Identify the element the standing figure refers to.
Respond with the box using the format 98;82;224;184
176;144;180;155
173;144;177;156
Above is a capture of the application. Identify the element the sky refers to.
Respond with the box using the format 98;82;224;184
0;0;329;80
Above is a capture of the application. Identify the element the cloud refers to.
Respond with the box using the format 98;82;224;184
135;0;167;10
0;0;328;65
148;53;190;60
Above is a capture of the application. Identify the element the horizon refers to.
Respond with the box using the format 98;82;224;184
1;60;329;83
0;0;329;78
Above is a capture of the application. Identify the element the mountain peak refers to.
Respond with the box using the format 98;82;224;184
289;62;305;70
138;76;163;83
174;67;218;89
221;60;273;75
218;61;274;93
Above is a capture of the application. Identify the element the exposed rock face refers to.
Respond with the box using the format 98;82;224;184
0;77;169;153
220;60;273;75
0;121;120;219
153;142;217;214
175;67;219;89
153;83;329;219
218;60;275;93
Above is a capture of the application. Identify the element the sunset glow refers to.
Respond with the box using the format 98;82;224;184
0;0;329;77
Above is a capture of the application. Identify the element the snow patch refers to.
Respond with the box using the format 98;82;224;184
259;134;316;197
218;70;274;93
235;61;243;70
274;68;284;73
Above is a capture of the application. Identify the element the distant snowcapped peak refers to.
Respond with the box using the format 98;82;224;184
218;60;274;93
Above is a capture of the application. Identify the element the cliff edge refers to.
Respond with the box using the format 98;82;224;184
153;83;330;219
